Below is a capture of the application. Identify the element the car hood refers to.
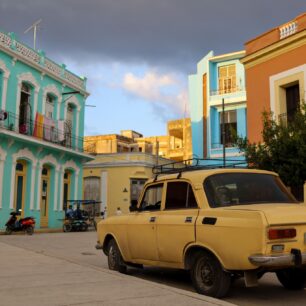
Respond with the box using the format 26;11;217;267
225;203;306;225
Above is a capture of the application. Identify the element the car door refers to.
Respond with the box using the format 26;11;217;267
127;183;164;261
156;180;199;263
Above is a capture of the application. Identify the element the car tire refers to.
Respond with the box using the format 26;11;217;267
107;239;127;274
190;251;231;298
276;268;306;290
63;223;72;232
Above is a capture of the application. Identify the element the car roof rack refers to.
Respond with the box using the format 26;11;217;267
152;158;246;176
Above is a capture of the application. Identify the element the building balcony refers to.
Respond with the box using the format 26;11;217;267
168;148;184;157
211;142;237;149
210;86;245;96
0;111;84;152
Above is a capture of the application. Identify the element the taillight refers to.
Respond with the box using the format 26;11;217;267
268;228;296;240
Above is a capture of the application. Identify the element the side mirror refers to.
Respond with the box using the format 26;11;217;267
129;200;138;212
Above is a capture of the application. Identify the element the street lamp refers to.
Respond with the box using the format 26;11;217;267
62;90;96;107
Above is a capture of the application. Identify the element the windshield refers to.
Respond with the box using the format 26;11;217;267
204;173;297;208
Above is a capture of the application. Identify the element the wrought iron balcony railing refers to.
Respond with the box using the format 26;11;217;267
211;142;237;149
210;86;245;96
0;111;84;152
278;110;298;127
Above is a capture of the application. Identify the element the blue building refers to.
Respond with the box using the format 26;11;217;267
0;30;93;229
188;51;247;163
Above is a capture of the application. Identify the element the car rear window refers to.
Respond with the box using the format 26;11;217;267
203;173;297;208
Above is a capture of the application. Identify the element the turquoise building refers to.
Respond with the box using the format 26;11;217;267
188;51;247;163
0;30;92;229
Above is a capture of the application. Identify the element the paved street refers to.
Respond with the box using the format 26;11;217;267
0;231;232;306
1;231;305;306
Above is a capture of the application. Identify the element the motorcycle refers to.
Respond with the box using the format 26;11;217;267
63;217;88;232
5;211;35;235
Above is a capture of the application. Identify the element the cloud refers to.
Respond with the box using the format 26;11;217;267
0;0;305;74
122;71;189;118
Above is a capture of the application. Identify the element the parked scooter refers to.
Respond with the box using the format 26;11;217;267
5;211;35;235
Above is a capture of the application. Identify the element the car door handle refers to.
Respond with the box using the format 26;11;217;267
149;216;156;222
185;217;192;223
202;217;217;225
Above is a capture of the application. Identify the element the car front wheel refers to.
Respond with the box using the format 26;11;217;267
190;251;231;298
107;239;127;274
276;268;306;290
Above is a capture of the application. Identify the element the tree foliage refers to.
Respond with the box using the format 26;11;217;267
235;103;306;190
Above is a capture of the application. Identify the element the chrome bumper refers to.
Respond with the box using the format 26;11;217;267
95;242;103;250
249;251;306;267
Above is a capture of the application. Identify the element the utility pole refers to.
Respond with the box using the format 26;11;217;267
24;19;42;50
222;98;226;167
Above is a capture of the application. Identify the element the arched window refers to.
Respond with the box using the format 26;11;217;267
63;170;71;211
45;94;55;119
19;83;32;135
65;103;75;148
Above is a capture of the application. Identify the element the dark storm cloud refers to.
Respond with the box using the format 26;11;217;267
0;0;305;73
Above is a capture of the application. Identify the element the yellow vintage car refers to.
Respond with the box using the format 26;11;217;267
96;165;306;298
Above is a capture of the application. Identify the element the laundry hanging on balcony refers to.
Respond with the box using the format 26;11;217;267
57;120;65;142
33;112;44;139
43;116;56;141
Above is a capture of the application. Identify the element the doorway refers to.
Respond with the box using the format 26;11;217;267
14;160;27;216
63;170;71;211
40;166;50;227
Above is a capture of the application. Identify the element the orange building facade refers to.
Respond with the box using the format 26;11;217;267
241;13;306;143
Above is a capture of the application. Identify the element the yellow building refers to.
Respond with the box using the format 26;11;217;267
84;131;146;154
83;153;172;217
84;118;192;162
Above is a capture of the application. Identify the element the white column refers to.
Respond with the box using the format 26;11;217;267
0;153;7;208
76;107;80;151
101;171;108;217
56;97;62;121
1;75;9;110
74;170;79;201
15;82;22;128
54;166;59;211
33;88;39;120
30;163;36;210
36;162;43;210
58;166;64;211
9;158;17;209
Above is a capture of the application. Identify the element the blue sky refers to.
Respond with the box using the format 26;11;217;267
0;0;305;136
56;59;189;136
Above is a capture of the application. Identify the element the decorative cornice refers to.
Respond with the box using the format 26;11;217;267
0;31;89;96
241;30;306;69
0;59;10;78
12;147;37;164
17;72;40;91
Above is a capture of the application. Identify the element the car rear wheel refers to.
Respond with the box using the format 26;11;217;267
276;268;306;290
107;239;127;274
190;251;231;298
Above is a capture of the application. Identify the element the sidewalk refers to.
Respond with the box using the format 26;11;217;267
0;236;235;306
